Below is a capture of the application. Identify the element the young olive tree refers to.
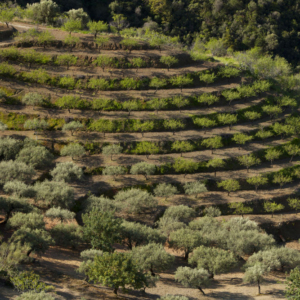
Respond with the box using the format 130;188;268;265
237;154;261;173
130;162;156;179
24;119;49;140
60;143;85;160
131;243;174;276
198;93;219;107
114;188;158;214
284;144;300;162
229;202;253;217
120;38;139;54
170;75;193;92
232;133;253;150
217;179;240;196
102;165;126;179
201;136;223;154
34;180;74;208
272;173;293;187
264;201;284;217
134;142;160;158
95;36;110;53
160;56;178;71
184;181;207;198
50;162;83;182
189;245;238;278
173;158;198;177
56;54;77;70
265;148;282;166
22;93;44;110
172;95;190;111
217;113;238;130
193;117;217;133
207;158;225;176
247;175;268;192
287;197;300;214
149;77;167;94
171;140;194;157
175;266;210;295
102;144;123;160
199;72;216;86
243;263;269;295
154;183;179;200
88;20;108;39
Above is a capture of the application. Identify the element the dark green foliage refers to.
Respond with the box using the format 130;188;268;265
82;209;122;252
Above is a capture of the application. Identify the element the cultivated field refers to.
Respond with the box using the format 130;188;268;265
0;23;299;300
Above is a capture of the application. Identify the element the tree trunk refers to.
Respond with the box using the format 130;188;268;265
184;250;189;260
215;170;217;176
198;286;205;295
113;287;118;294
150;266;155;277
290;155;294;162
228;191;230;196
257;281;261;294
26;249;33;257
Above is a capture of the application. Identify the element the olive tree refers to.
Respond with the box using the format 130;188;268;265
201;136;223;154
175;266;210;295
131;243;174;276
198;93;219;106
193;117;217;133
184;181;207;198
62;121;84;136
131;57;146;72
169;228;203;259
24;119;49;140
173;158;198;177
207;158;225;176
22;93;44;110
170;76;193;92
3;180;35;198
121;220;166;250
85;252;147;294
272;173;293;187
284;144;300;162
6;212;45;230
204;206;221;217
287;197;300;214
95;36;110;53
149;77;167;94
82;209;122;252
130;162;156;179
0;137;23;160
189;245;238;278
26;0;59;25
56;54;78;69
45;207;75;222
263;201;284;217
114;188;158;214
0;160;35;184
237;154;261;172
153;183;179;200
120;38;139;54
217;179;240;196
102;165;126;179
102;144;123;160
0;121;7;131
217;114;238;130
60;143;85;160
229;202;253;217
172;95;190;111
160;56;178;71
10;227;53;257
63;19;82;35
50;162;83;182
171;140;194;157
163;205;196;223
232;133;253;150
16;145;54;169
243;263;269;295
247;175;268;192
34;180;74;208
88;20;108;39
265;148;282;166
50;223;83;248
163;119;185;135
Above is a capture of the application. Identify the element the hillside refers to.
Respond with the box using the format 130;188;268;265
0;18;300;300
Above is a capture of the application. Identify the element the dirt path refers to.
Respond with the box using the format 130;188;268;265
0;97;263;120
